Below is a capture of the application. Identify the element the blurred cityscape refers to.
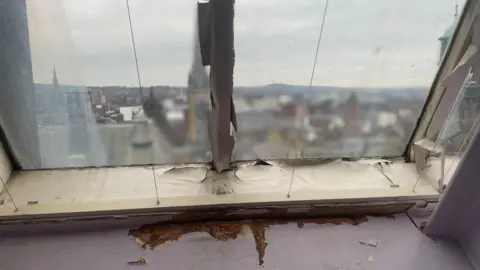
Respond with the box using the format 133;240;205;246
35;75;429;167
32;5;480;168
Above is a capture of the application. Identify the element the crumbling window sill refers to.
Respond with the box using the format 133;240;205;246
0;158;453;218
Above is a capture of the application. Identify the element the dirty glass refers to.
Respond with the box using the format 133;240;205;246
429;70;480;187
232;0;465;160
0;0;466;169
19;0;210;168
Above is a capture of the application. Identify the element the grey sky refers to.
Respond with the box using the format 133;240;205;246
27;0;463;87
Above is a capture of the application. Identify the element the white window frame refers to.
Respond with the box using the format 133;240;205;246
0;140;12;195
407;0;477;160
0;0;476;221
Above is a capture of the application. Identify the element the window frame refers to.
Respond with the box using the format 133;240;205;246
0;134;13;195
0;0;475;222
406;0;477;161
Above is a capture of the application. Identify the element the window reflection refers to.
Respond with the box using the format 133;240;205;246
233;0;464;160
438;80;480;154
19;0;467;168
28;0;210;168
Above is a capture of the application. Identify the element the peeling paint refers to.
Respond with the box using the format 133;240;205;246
128;216;367;266
286;207;314;213
225;209;269;216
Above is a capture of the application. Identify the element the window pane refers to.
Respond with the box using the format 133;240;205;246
233;0;465;160
425;72;480;188
25;0;209;168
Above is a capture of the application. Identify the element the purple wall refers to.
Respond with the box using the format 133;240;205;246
425;105;480;269
0;215;473;270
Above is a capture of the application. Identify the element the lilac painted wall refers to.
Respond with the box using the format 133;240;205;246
462;224;480;269
0;215;472;270
425;99;480;269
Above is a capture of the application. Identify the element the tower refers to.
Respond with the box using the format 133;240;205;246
187;13;210;144
52;67;60;106
52;67;58;86
439;4;459;63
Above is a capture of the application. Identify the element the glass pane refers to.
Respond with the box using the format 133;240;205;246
25;0;209;168
425;72;480;188
233;0;465;160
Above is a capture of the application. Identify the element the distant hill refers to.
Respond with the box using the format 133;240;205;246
34;83;429;102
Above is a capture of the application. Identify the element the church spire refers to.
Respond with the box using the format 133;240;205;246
188;14;208;89
53;67;59;86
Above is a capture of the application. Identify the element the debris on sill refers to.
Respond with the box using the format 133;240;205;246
265;158;338;167
152;164;210;188
128;216;367;266
359;239;378;248
127;257;147;266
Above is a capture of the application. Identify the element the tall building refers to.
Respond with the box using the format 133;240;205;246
439;5;459;62
51;67;60;107
187;14;210;145
52;67;58;86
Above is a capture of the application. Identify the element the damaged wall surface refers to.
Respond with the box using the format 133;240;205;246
0;214;473;270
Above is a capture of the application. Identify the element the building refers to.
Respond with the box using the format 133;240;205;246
439;5;459;62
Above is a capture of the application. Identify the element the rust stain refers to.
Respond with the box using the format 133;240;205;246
128;216;367;266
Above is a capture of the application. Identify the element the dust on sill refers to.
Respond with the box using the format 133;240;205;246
0;158;451;216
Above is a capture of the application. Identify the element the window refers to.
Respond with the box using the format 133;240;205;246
233;0;465;160
0;0;476;218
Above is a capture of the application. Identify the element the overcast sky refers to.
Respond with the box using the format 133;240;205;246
26;0;463;87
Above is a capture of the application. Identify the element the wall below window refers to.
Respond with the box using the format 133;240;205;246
0;214;472;270
462;224;480;269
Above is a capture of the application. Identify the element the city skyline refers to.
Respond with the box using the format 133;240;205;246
27;0;463;88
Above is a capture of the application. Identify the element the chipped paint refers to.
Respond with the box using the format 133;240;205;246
286;206;314;213
225;209;269;216
128;216;367;266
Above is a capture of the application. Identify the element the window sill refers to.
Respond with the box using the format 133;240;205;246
0;158;453;219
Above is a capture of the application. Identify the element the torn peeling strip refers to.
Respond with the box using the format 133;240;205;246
256;158;395;169
128;216;367;266
233;160;273;168
265;158;339;167
143;164;210;174
156;166;210;185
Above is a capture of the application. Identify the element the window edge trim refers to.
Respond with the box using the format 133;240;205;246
0;186;439;221
405;0;476;160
